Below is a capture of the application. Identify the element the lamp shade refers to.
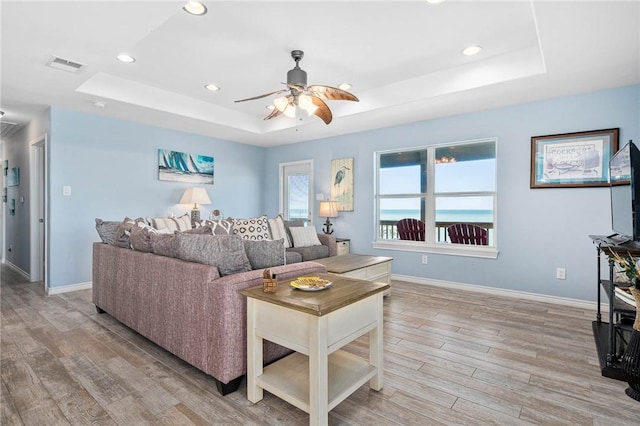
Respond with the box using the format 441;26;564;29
179;187;211;207
318;201;339;218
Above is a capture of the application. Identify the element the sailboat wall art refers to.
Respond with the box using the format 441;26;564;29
158;149;214;184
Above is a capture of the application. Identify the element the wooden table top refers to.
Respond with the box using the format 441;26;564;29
240;273;389;316
311;254;393;274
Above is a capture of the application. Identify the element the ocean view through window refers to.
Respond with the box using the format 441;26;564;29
375;139;497;256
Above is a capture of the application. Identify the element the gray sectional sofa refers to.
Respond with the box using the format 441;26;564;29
92;242;327;395
91;214;336;395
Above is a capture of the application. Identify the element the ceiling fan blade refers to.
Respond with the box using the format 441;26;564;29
311;96;332;125
263;108;282;121
307;85;359;102
234;88;288;103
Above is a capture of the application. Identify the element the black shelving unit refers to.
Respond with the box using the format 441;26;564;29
590;235;638;380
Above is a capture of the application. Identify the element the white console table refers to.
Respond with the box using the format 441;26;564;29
241;275;389;426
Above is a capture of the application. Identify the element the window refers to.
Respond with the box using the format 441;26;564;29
374;139;497;258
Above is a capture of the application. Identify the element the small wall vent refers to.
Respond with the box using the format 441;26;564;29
46;56;86;73
1;121;20;138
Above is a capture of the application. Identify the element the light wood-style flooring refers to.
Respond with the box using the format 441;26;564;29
2;264;640;425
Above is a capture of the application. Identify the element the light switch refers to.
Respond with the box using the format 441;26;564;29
63;186;71;196
316;193;325;201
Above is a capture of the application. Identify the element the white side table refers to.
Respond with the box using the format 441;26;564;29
241;275;388;426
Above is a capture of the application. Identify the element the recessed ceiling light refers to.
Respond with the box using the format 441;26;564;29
461;45;483;56
266;105;275;110
183;1;207;15
425;0;446;4
204;84;220;91
117;53;136;63
338;83;352;91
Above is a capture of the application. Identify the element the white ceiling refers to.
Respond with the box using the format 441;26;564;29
1;1;638;147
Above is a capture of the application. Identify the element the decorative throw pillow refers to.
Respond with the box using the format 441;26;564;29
174;233;251;276
113;217;145;249
202;219;234;235
130;223;172;252
150;233;176;257
268;215;291;248
95;219;121;245
243;239;285;270
283;219;305;247
232;215;270;241
289;226;322;248
147;214;192;232
183;226;213;235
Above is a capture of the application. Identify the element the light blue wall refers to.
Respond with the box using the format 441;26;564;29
48;108;265;288
264;85;640;301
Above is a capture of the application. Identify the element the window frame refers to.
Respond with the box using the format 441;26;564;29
372;138;498;259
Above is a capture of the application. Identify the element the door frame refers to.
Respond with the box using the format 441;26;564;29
29;134;48;288
279;160;314;223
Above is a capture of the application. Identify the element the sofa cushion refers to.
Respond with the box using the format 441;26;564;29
150;233;176;257
285;251;303;264
232;215;270;240
95;219;121;245
147;214;192;232
268;215;291;248
283;219;305;246
174;233;251;276
287;245;330;261
130;223;172;252
243;239;285;270
113;217;145;249
290;226;322;248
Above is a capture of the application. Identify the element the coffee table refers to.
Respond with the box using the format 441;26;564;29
241;274;389;426
313;254;393;295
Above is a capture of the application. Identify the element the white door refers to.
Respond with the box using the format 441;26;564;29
30;137;46;286
280;161;313;223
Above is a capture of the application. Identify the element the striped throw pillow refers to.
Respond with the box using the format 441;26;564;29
147;214;192;232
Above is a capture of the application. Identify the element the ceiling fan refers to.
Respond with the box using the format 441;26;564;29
234;50;359;125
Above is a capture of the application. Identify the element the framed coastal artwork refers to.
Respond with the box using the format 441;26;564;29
331;157;354;211
530;128;619;188
158;149;214;184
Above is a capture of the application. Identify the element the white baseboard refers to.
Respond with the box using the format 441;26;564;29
392;274;603;312
2;260;31;281
46;281;92;295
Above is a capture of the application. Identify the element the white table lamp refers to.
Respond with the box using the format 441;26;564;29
318;201;339;234
179;187;212;223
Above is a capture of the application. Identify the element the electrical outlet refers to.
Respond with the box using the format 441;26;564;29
556;267;566;280
421;255;428;264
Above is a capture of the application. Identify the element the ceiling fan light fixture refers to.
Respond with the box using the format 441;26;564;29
283;104;296;118
298;94;313;109
183;1;207;15
274;96;289;112
305;104;319;116
338;83;352;91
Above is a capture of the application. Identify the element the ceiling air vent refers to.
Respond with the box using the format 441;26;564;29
46;56;86;73
0;121;20;138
